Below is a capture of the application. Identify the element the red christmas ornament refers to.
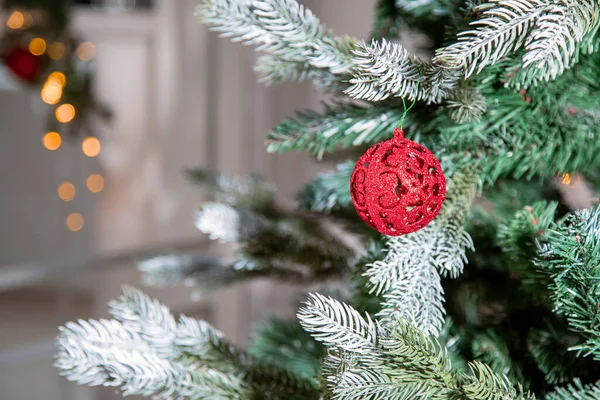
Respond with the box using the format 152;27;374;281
350;128;446;236
4;46;41;82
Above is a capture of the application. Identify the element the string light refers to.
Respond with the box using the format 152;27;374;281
7;11;24;29
56;104;76;123
82;136;101;157
76;42;95;61
66;213;84;232
48;43;66;60
86;174;104;193
557;172;582;189
57;181;76;202
42;132;62;150
560;172;572;186
47;72;67;87
28;38;47;56
41;82;62;105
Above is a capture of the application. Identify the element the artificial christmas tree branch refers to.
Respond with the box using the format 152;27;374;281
298;294;535;400
55;0;600;398
197;0;355;88
536;207;600;361
57;287;319;400
366;170;477;336
265;102;414;159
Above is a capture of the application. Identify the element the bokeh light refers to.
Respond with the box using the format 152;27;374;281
559;172;582;189
47;71;67;87
86;174;104;193
57;181;76;202
76;42;95;61
82;136;101;157
66;213;84;232
56;104;76;123
42;132;62;150
7;11;24;29
48;42;66;60
28;38;46;56
41;82;62;105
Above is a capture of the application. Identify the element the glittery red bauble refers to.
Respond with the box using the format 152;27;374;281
350;128;446;236
4;46;41;82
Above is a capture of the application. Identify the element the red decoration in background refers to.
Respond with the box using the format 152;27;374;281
4;46;40;82
350;128;446;236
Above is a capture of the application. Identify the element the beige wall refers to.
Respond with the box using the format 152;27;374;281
0;1;377;399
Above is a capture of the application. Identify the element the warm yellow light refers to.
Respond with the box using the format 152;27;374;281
7;11;24;29
86;174;105;193
560;173;572;186
557;172;582;189
66;213;84;232
42;132;62;150
57;181;76;202
41;82;62;105
48;42;66;60
28;38;46;56
82;136;101;157
56;104;76;123
76;42;96;61
47;71;67;87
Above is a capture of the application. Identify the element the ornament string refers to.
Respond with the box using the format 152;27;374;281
399;81;419;131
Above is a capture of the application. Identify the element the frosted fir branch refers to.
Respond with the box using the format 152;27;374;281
535;206;600;361
255;55;311;85
138;255;267;297
176;368;252;400
298;161;355;213
545;379;600;400
197;0;354;86
139;253;317;301
249;318;325;379
55;319;150;388
55;318;249;399
345;39;461;103
139;254;231;287
298;295;532;399
364;172;477;336
265;102;411;158
462;361;534;400
109;286;179;359
57;288;318;399
175;315;239;365
195;203;241;243
446;87;487;123
297;293;380;354
395;0;453;17
435;0;546;76
194;203;271;244
522;0;600;82
345;40;422;102
376;261;445;337
378;319;455;385
187;167;275;211
436;0;600;83
255;52;352;91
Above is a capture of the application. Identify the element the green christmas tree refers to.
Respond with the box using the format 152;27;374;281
55;1;600;398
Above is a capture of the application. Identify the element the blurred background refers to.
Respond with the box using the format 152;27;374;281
0;0;378;399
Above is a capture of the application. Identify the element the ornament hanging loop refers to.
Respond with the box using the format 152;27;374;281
398;69;421;131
